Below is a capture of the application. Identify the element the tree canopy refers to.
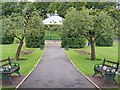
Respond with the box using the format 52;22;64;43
2;10;44;60
63;8;117;60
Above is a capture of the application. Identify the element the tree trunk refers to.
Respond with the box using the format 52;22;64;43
90;38;96;60
15;40;23;60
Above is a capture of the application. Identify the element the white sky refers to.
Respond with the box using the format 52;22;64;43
28;0;35;2
17;0;35;2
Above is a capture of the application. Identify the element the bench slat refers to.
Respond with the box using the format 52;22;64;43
0;58;15;62
2;63;9;66
105;60;119;64
103;64;113;68
0;59;8;62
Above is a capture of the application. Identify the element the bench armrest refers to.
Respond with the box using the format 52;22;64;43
106;68;116;74
94;63;103;68
1;66;10;72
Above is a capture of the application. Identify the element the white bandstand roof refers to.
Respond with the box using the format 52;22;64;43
43;10;65;25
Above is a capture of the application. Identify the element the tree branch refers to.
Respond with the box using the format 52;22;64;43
13;34;22;41
94;31;105;42
80;33;91;42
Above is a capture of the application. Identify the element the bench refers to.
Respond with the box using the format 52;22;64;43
93;59;119;84
0;57;21;84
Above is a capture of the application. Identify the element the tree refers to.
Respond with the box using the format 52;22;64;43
14;10;44;60
2;10;44;60
2;13;27;60
64;8;117;60
25;11;45;48
13;15;26;60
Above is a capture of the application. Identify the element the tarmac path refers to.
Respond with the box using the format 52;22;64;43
18;46;97;89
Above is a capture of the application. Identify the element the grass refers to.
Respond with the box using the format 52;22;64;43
65;41;119;82
1;44;44;75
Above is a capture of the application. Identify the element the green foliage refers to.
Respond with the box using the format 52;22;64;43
61;33;86;48
1;17;14;44
96;34;113;46
0;34;14;44
64;7;117;60
25;11;45;48
2;9;45;59
2;16;14;36
47;2;87;18
25;33;45;48
2;2;50;18
61;8;86;48
32;2;50;19
2;2;18;16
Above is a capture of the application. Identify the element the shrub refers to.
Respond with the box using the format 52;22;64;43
25;32;45;48
61;33;86;48
96;34;113;46
0;34;14;44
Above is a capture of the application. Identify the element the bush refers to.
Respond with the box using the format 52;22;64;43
96;34;113;46
25;33;45;48
61;33;86;48
0;34;14;44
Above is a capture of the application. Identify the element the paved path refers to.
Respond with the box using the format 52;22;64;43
18;46;97;89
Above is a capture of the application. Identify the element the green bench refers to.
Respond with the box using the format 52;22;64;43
93;59;119;84
0;57;21;84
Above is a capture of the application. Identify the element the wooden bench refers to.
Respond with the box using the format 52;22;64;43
93;59;119;84
0;57;21;84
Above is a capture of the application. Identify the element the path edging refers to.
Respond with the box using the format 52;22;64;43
16;48;46;89
63;49;101;90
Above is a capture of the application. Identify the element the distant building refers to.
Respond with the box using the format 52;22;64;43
43;10;65;25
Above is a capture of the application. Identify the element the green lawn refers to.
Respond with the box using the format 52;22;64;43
65;41;119;78
1;44;44;75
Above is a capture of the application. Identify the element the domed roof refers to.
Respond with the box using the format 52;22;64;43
43;10;65;25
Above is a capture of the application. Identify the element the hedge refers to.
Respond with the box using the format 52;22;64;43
96;34;113;46
25;33;45;48
0;34;14;44
61;33;86;48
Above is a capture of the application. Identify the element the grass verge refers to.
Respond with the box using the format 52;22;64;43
65;41;119;83
2;44;44;75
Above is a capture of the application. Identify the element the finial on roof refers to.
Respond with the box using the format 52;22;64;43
55;10;57;14
54;10;58;16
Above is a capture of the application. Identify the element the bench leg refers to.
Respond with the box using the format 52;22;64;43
93;70;104;77
3;74;13;85
93;72;97;77
17;71;21;76
100;72;104;77
105;74;117;84
113;78;117;84
15;70;21;76
8;75;13;85
93;71;98;77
